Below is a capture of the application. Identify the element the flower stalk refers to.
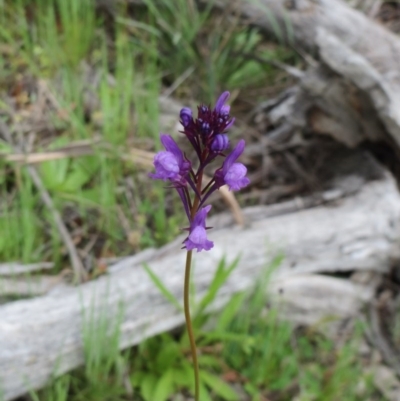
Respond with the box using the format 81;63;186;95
150;91;250;400
184;250;199;401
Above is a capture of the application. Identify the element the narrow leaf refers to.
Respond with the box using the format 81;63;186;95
196;256;240;317
143;263;183;312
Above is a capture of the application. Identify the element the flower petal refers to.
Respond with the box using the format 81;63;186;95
149;151;180;181
220;104;230;115
222;140;245;175
224;117;235;131
160;134;183;165
214;91;230;113
192;204;212;227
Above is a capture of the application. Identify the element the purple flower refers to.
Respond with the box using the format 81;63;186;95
151;151;180;181
149;134;191;183
184;205;214;252
214;140;250;191
211;134;229;152
224;164;248;190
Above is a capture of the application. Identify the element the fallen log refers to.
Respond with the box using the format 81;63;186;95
1;152;399;399
215;0;400;158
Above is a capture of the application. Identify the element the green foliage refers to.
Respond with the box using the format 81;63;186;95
39;141;99;195
32;376;70;401
140;0;285;99
130;257;377;401
222;286;374;401
76;298;126;400
0;0;296;263
138;256;241;401
0;167;42;262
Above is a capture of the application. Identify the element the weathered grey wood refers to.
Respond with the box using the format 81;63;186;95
1;172;400;400
269;274;374;335
224;0;400;90
0;275;63;297
216;0;400;151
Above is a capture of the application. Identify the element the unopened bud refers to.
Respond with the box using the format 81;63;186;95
211;134;229;152
180;107;192;127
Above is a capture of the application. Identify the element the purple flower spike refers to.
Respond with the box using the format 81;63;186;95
184;205;214;252
214;139;250;191
214;91;230;113
211;134;229;152
180;107;192;127
150;134;191;182
151;92;249;252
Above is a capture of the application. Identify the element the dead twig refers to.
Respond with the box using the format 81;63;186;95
217;185;245;226
0;138;101;164
0;262;54;276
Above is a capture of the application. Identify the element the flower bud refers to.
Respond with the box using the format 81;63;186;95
180;107;192;127
201;121;210;135
199;105;209;114
211;134;229;152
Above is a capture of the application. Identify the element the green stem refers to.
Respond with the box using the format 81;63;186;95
184;249;200;401
183;169;203;401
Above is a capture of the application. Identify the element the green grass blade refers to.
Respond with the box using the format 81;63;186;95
195;256;240;318
143;263;183;312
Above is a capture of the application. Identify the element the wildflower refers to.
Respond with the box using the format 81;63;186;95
150;91;249;249
150;152;179;181
150;91;250;401
184;205;213;252
149;134;191;184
